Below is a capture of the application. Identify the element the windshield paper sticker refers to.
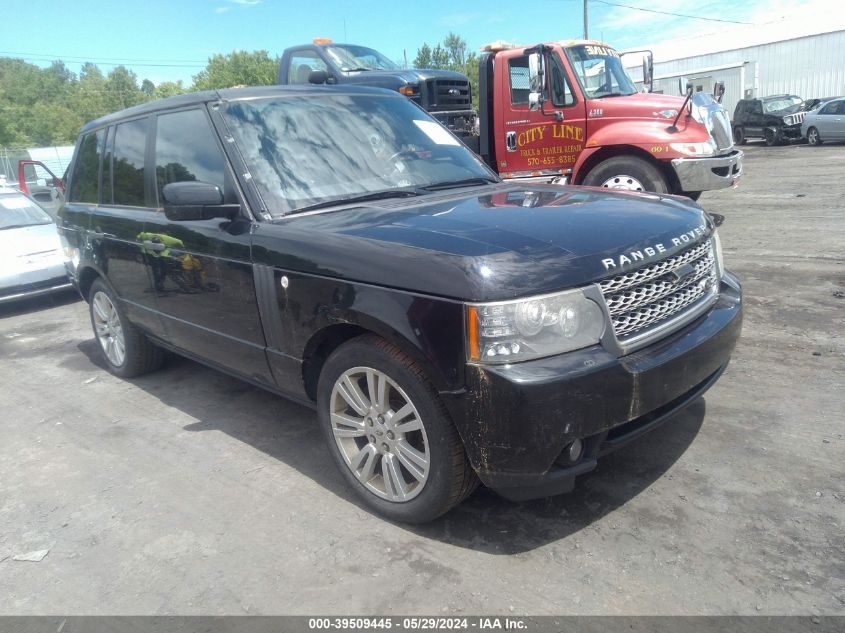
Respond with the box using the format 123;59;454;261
413;120;460;146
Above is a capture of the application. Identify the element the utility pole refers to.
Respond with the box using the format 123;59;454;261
583;0;589;39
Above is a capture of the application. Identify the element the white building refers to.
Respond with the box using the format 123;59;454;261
625;7;845;118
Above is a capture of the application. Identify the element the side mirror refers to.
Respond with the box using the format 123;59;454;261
308;69;329;85
162;181;238;221
678;77;687;95
713;80;725;103
686;81;694;97
527;52;544;111
528;53;544;93
642;55;653;93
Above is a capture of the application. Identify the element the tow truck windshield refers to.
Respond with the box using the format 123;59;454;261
565;44;638;99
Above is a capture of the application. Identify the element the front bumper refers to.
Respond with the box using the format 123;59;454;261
0;259;71;304
671;150;742;192
441;273;742;501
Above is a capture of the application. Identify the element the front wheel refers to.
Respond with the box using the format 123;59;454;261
733;126;746;145
582;156;669;194
807;127;822;146
764;128;780;146
317;335;477;523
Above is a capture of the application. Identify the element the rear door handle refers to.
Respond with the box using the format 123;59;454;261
142;240;166;252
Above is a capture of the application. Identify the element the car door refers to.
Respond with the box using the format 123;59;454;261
139;106;273;385
91;117;164;334
494;49;586;178
823;100;845;139
747;101;764;137
17;160;65;218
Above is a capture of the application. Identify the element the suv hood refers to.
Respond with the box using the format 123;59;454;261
342;68;469;87
252;184;714;302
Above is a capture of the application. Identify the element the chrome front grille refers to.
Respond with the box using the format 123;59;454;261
783;112;806;126
600;241;718;340
710;109;733;151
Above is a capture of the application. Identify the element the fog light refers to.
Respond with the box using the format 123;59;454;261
564;439;584;463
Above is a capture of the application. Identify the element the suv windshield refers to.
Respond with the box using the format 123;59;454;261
325;45;399;72
0;192;52;229
764;96;802;113
565;44;637;98
220;94;496;216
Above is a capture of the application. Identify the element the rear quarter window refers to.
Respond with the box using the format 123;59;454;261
112;119;149;207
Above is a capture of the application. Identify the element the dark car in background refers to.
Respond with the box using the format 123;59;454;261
732;94;805;146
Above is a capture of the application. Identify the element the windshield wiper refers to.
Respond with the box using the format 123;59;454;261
342;67;372;72
420;177;499;192
287;188;424;215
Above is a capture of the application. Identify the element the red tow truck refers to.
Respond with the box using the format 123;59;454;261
469;40;742;198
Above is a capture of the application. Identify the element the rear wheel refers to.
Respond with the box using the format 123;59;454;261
317;335;477;523
807;127;822;146
88;278;164;378
733;126;746;145
582;156;669;194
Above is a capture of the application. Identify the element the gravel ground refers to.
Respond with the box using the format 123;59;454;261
0;141;843;615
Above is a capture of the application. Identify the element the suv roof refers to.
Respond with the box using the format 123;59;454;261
80;85;400;134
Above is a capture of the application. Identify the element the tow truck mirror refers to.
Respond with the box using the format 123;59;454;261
713;81;726;103
642;55;653;93
527;52;544;112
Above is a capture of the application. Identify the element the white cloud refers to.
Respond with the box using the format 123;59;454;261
213;6;230;13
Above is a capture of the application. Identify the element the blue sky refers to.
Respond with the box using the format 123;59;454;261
0;0;833;85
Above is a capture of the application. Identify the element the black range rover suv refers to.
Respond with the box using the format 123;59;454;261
58;86;742;523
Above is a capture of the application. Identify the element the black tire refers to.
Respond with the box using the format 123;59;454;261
88;277;165;378
317;334;477;523
733;126;746;145
582;156;669;194
764;128;780;147
807;127;822;146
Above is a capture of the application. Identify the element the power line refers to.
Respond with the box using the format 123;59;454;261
3;56;205;69
591;0;755;24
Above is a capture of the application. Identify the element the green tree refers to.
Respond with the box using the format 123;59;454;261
191;50;278;90
154;81;186;99
141;79;155;97
412;34;479;110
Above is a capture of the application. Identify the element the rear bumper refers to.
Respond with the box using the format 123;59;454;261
0;261;71;303
0;276;72;303
671;150;742;192
441;273;742;501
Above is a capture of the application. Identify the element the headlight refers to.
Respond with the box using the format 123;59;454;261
670;141;716;157
711;230;724;279
467;288;605;363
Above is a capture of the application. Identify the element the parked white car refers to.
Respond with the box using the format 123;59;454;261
0;187;71;303
801;97;845;145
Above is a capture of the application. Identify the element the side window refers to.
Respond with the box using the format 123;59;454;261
112;119;149;207
288;50;328;84
68;129;105;203
754;102;763;114
549;54;575;107
509;57;531;105
154;109;228;204
820;102;840;115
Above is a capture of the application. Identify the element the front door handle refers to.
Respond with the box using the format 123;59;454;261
142;240;166;252
506;131;517;152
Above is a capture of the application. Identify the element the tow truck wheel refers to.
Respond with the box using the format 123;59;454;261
583;156;668;194
733;126;746;145
317;334;478;523
807;127;822;146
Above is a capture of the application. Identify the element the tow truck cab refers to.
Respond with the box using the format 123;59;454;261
474;40;742;198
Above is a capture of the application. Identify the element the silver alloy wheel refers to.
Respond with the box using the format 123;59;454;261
329;366;430;502
600;174;645;191
808;128;819;145
92;291;125;367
